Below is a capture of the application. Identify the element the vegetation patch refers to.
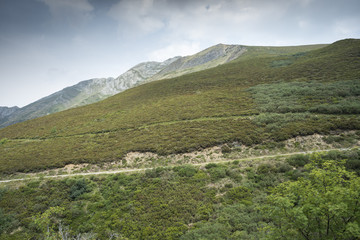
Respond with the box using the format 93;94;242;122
248;79;360;114
1;152;359;239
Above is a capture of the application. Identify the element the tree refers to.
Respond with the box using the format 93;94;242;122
263;155;360;239
33;206;65;240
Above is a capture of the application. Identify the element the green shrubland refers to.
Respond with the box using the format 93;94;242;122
0;39;359;173
1;150;359;239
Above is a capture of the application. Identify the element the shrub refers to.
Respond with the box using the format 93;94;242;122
225;186;252;204
205;163;218;169
208;167;227;180
227;169;243;182
174;165;198;177
277;162;293;173
0;138;7;145
69;179;91;200
257;164;275;174
287;154;310;167
221;144;231;153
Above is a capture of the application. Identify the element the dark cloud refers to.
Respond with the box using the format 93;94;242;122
0;0;359;107
0;0;50;35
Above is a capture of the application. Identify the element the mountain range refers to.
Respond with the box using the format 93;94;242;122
3;39;359;174
0;44;247;128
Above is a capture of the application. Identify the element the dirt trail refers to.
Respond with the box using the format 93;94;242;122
0;147;352;183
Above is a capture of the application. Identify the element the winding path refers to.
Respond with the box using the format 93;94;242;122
0;147;353;183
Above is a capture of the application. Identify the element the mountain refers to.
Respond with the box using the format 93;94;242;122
0;106;19;118
0;44;247;128
147;44;247;81
0;106;19;125
1;39;358;174
0;57;179;128
0;43;327;129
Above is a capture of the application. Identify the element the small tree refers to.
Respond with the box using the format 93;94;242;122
33;206;65;240
263;155;360;239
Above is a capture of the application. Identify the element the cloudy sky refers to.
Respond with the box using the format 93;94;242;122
0;0;359;107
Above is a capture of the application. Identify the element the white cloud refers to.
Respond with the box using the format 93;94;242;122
334;18;360;35
149;42;201;61
108;0;166;36
107;0;299;48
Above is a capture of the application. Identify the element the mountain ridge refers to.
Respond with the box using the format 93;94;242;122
0;44;248;128
1;39;358;174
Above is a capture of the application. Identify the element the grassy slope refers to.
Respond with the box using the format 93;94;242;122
0;39;359;173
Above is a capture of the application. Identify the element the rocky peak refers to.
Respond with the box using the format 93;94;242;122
0;106;19;118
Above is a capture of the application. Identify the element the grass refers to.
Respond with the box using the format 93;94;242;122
0;39;359;174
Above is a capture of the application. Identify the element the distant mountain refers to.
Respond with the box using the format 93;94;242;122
0;44;247;128
0;106;19;126
148;44;246;81
0;57;179;128
0;42;326;128
0;106;19;118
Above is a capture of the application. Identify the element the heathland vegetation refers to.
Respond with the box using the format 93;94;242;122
0;150;360;239
0;39;359;174
0;39;360;239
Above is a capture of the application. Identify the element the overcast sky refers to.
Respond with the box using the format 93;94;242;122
0;0;359;107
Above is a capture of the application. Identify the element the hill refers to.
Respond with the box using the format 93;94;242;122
0;39;359;174
0;44;249;129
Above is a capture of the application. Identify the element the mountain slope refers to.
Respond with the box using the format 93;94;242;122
0;44;245;128
0;43;325;129
0;106;19;125
0;39;359;173
147;44;246;81
0;58;179;128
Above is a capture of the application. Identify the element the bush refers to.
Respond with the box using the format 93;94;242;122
227;169;243;182
0;138;7;145
145;167;165;178
277;162;293;173
225;186;252;204
208;167;227;181
174;165;198;177
69;179;91;200
287;154;310;167
205;163;218;169
257;164;276;174
221;144;231;153
0;208;14;235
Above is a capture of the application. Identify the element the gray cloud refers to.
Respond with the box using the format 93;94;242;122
38;0;94;28
0;0;359;107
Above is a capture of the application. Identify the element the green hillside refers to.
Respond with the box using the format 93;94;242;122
0;150;360;239
0;39;360;174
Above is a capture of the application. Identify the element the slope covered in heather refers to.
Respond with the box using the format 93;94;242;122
0;39;359;174
0;43;251;128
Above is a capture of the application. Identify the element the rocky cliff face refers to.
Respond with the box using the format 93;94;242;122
0;44;246;128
